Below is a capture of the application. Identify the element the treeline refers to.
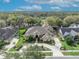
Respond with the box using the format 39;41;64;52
0;12;79;28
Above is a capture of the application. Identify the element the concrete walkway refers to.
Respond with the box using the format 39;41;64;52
0;55;4;59
53;37;63;56
53;37;62;49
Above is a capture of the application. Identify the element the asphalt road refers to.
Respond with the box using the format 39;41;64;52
45;56;79;59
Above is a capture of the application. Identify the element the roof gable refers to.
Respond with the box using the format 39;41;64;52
60;28;79;36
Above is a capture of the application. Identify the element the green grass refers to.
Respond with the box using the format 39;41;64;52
61;41;79;50
19;29;26;35
57;33;79;50
27;45;51;51
43;52;52;56
9;28;27;51
16;28;27;48
26;51;52;56
9;48;17;51
62;52;79;56
26;45;52;56
16;36;25;48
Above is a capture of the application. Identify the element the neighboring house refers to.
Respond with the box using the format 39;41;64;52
69;23;79;28
59;27;79;37
0;26;16;40
25;26;54;41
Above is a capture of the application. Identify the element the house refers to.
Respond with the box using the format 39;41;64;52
0;26;16;40
69;23;79;28
59;27;79;37
25;26;55;41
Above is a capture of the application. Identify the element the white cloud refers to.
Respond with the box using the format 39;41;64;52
25;0;79;7
25;0;72;4
72;4;79;7
51;6;62;11
4;0;10;3
51;6;61;9
15;5;42;11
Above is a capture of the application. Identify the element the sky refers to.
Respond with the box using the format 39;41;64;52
0;0;79;12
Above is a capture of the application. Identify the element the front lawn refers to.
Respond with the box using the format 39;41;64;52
9;28;27;51
16;36;26;48
25;45;52;56
62;52;79;56
27;45;51;51
9;48;16;51
57;33;79;50
61;41;79;50
19;28;26;36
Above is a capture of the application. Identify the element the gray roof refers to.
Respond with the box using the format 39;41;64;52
25;26;54;37
0;26;16;40
60;27;79;35
41;33;53;41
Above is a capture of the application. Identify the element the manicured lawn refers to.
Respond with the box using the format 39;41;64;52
62;52;79;56
26;45;52;56
9;36;26;51
9;48;16;51
16;36;26;48
26;51;52;56
9;28;27;51
27;45;51;51
19;29;26;35
58;33;79;50
61;41;79;50
43;52;52;56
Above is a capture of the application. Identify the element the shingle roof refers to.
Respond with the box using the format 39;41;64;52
25;26;54;37
0;26;16;40
60;27;79;35
41;33;53;41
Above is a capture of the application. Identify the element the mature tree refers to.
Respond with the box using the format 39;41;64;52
64;15;79;26
42;16;63;27
24;17;36;26
7;14;18;26
0;20;6;28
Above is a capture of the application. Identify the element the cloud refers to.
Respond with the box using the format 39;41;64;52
15;5;42;11
25;0;72;4
51;6;62;11
71;4;79;7
4;0;10;3
25;0;79;7
25;0;52;4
